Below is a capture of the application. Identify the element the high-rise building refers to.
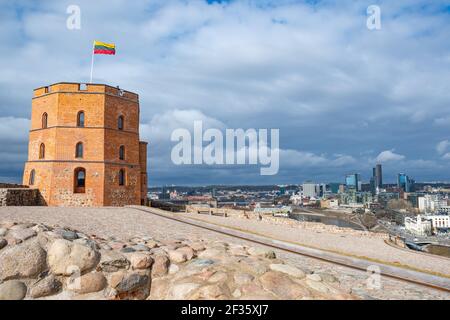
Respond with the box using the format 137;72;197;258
373;164;383;189
22;82;148;206
397;173;415;192
345;173;361;191
328;183;340;194
302;181;318;198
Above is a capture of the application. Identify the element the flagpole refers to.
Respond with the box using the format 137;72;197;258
89;41;95;83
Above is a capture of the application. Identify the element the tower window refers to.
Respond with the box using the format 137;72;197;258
39;143;45;159
119;145;125;160
118;115;124;130
74;168;86;193
75;142;84;158
77;111;85;127
42;113;48;129
119;169;126;186
29;169;35;185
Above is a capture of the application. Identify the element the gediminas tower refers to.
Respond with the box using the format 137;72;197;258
22;82;148;207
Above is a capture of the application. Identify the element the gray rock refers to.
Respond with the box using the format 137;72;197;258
112;272;150;293
29;275;62;298
0;280;27;300
131;244;150;252
0;228;7;237
190;259;215;267
47;239;100;276
61;230;79;240
9;228;37;242
120;247;136;253
99;250;130;272
0;238;7;250
73;238;99;250
0;239;47;280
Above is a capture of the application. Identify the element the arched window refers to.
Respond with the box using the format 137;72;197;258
118;115;124;130
29;169;35;185
119;145;125;160
74;168;86;193
39;143;45;159
77;111;85;127
75;142;83;158
119;169;126;186
42;113;48;129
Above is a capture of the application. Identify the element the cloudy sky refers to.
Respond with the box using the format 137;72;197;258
0;0;449;186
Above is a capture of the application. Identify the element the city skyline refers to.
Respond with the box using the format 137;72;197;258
1;1;450;185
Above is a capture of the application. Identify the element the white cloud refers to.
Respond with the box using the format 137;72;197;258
375;150;405;162
436;140;450;155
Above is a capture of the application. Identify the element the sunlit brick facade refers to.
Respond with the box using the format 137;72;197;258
23;82;148;207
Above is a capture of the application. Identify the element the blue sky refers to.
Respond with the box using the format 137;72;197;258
0;0;449;186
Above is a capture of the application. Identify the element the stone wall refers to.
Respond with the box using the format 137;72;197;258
0;188;43;206
0;183;28;189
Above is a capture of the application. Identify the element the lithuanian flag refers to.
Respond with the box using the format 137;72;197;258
93;41;116;55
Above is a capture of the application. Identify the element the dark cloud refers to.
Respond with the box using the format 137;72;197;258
0;0;449;185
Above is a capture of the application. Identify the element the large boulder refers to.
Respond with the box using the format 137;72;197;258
110;271;150;294
68;272;107;294
0;280;27;300
29;275;62;298
98;250;129;272
128;253;153;270
0;239;47;280
151;254;170;277
47;239;100;275
9;228;37;242
259;271;310;299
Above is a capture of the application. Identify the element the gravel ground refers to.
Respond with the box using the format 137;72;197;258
0;206;449;300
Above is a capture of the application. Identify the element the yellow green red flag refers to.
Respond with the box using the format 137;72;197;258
93;41;116;55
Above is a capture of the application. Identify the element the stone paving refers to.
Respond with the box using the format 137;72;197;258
0;206;449;300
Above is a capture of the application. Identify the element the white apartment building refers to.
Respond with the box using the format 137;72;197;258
418;194;447;213
404;215;432;236
426;214;450;230
302;182;318;198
